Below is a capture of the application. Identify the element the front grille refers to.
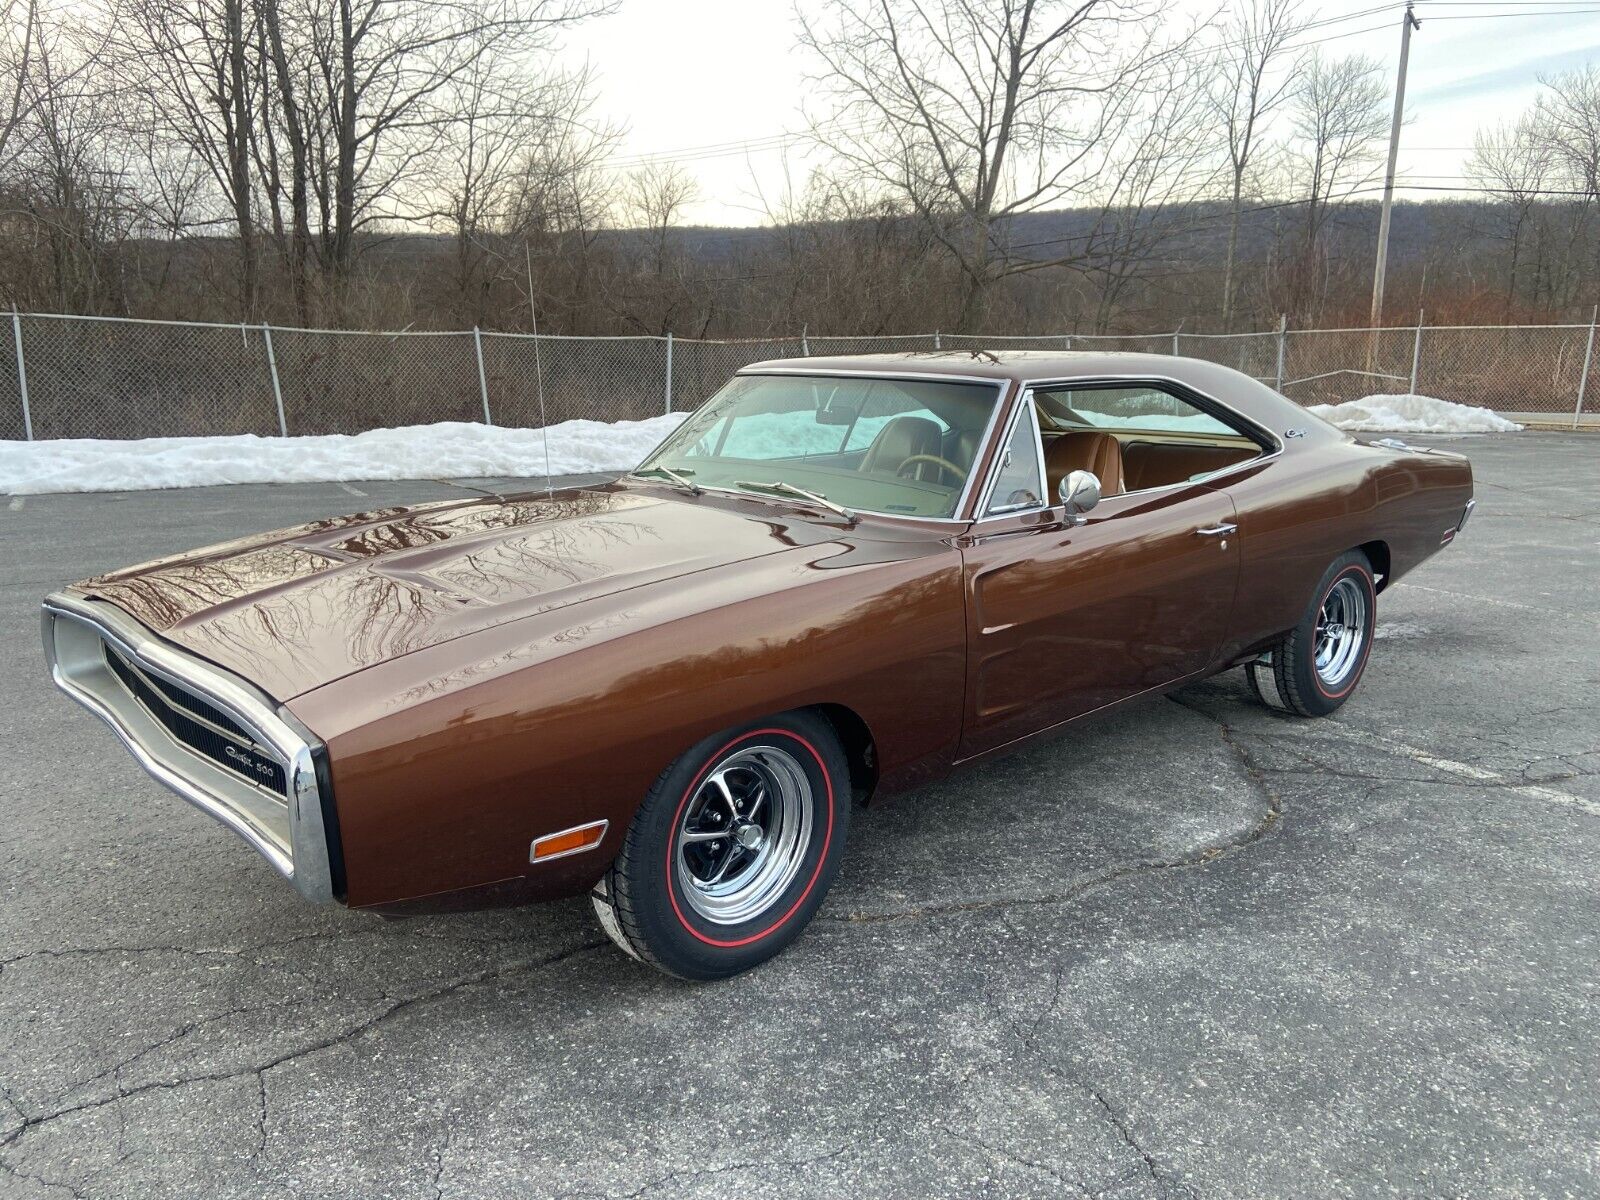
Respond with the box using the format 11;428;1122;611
104;644;288;798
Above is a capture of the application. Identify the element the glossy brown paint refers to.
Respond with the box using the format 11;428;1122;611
959;481;1241;757
58;351;1472;913
283;504;967;907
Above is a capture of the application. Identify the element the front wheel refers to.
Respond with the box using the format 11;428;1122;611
1248;550;1377;717
591;712;849;980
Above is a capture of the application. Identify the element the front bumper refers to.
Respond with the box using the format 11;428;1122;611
42;591;341;903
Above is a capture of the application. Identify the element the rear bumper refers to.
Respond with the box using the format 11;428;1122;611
41;591;342;904
1442;498;1476;546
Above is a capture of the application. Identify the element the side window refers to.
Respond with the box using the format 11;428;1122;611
984;401;1045;516
1041;386;1240;437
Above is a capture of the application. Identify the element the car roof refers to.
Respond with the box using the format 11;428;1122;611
737;350;1329;443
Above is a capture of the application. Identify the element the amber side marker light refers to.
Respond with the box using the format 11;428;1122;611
530;819;609;863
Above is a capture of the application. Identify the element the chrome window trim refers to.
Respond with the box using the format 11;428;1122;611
1021;373;1284;455
41;591;336;904
726;366;1011;521
975;392;1049;518
1020;373;1283;500
962;375;1281;530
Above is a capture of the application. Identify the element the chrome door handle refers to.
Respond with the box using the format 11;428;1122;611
1195;523;1237;537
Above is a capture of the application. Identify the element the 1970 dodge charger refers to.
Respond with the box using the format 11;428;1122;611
44;352;1475;978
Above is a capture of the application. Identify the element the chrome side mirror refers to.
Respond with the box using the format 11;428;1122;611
1058;469;1101;525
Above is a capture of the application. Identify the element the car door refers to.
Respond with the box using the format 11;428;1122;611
957;393;1242;759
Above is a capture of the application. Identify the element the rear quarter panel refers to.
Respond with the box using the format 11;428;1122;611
286;535;966;909
1219;439;1473;661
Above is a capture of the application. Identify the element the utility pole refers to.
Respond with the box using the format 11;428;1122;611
1369;1;1421;332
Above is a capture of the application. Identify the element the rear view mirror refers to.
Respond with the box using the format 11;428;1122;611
1059;470;1101;525
813;403;858;426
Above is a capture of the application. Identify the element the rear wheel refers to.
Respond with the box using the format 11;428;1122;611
1248;550;1377;717
591;712;849;980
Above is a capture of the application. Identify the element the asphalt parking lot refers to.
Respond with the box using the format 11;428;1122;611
2;434;1597;1199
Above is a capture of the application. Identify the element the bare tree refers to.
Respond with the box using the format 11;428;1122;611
430;59;614;325
119;0;264;314
1272;52;1387;322
7;15;146;311
1209;0;1306;329
1;0;40;164
609;161;707;334
1468;115;1556;317
1538;64;1600;199
291;0;614;293
799;0;1179;331
1075;52;1223;332
256;0;314;320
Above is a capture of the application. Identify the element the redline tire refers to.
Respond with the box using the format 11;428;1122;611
1247;551;1377;718
591;711;849;980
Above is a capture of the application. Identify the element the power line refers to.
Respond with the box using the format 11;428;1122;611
600;4;1420;171
601;3;1596;173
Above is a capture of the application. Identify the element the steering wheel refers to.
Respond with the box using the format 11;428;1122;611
895;454;968;484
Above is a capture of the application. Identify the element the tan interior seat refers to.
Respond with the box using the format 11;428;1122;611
1044;431;1125;498
860;415;943;479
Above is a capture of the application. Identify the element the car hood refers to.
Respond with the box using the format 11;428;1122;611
74;487;829;700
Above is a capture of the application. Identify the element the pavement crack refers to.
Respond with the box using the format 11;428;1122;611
934;1123;1094;1196
1081;1081;1197;1200
0;1155;89;1200
825;698;1282;928
0;940;606;1158
572;1146;848;1199
428;1123;459;1200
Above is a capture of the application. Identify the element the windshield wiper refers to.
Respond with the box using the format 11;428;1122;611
628;465;703;495
733;479;857;523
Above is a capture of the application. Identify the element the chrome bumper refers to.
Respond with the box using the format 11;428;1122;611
1442;498;1476;546
41;591;340;904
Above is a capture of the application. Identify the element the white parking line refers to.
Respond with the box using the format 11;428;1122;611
1397;582;1588;621
7;496;22;511
336;482;366;497
1329;724;1600;817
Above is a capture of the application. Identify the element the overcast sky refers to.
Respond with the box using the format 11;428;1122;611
561;0;1600;226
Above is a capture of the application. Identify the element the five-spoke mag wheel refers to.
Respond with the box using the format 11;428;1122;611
1313;574;1369;693
674;747;812;925
592;713;849;980
1248;550;1377;717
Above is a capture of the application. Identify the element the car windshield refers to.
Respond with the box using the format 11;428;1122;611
637;373;1004;519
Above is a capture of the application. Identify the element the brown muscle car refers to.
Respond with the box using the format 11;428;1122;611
43;352;1475;979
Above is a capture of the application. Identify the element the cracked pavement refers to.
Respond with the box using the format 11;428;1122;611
3;435;1598;1198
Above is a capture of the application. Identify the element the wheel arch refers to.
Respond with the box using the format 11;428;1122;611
1356;539;1391;592
808;703;879;804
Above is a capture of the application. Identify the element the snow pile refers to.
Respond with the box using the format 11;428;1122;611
0;414;687;496
1308;394;1522;434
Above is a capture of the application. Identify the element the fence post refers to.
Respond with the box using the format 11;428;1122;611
1274;314;1287;392
1172;327;1181;355
472;326;493;425
664;332;674;414
1568;305;1593;432
933;330;941;350
261;323;287;437
801;325;810;356
10;307;31;441
1409;310;1424;395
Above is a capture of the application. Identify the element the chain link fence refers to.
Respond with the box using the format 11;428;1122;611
4;311;1595;441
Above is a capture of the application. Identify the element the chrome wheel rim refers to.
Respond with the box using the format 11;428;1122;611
675;746;812;925
1314;576;1368;689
